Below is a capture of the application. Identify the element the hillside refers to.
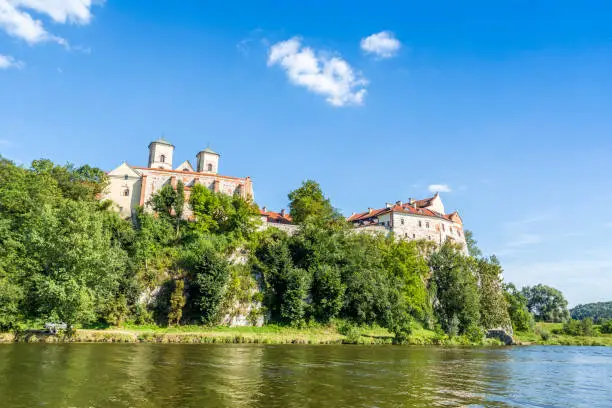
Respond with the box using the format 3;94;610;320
570;302;612;323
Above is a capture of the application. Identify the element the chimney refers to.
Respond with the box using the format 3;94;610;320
396;200;403;206
368;207;374;213
262;206;267;213
385;202;393;209
280;209;286;217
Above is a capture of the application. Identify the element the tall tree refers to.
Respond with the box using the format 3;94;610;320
503;283;534;332
429;243;481;335
288;180;340;225
521;284;569;322
475;256;511;330
464;230;482;258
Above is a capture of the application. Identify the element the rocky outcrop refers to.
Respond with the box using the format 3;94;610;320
486;329;515;345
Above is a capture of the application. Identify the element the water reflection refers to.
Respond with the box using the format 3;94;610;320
0;344;610;407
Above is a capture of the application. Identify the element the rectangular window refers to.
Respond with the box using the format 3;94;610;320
426;222;430;228
401;218;405;225
418;220;422;227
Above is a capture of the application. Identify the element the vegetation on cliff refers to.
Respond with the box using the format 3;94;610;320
1;156;602;345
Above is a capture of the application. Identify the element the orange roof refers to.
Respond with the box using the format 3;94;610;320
260;209;293;224
348;200;461;225
133;166;250;181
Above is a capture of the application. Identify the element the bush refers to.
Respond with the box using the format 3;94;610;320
465;324;485;343
536;326;551;341
600;319;612;334
338;322;361;344
562;318;595;336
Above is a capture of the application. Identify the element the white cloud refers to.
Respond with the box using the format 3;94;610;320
0;0;101;46
268;37;367;107
360;31;401;58
0;54;24;69
428;184;452;193
605;222;612;228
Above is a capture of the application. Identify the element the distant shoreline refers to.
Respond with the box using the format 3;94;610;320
1;326;610;346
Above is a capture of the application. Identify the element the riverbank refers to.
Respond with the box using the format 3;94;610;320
3;323;610;346
514;323;612;346
0;324;504;346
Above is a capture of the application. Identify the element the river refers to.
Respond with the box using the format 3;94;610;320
0;344;610;407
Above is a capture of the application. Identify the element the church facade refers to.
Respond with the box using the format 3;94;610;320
103;138;253;218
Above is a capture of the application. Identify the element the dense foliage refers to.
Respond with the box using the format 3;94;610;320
521;284;570;323
2;157;583;343
570;301;612;323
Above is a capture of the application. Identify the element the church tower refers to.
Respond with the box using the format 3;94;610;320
196;146;220;173
148;137;174;170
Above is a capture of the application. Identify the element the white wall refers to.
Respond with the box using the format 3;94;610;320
148;143;174;170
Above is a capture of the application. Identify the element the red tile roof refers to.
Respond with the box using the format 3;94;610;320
348;196;462;225
260;209;293;224
133;166;250;181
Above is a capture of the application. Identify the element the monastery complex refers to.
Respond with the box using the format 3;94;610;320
104;139;467;252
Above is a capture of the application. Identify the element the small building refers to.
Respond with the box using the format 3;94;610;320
347;193;468;253
103;138;253;218
259;207;298;234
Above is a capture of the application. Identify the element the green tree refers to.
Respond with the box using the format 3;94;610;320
311;264;345;322
288;180;340;225
475;256;511;330
184;241;230;325
464;230;482;258
521;284;570;322
429;243;481;335
503;283;534;332
168;279;186;326
570;301;612;323
381;238;431;322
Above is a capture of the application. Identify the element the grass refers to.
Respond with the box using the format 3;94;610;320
0;323;504;346
514;322;612;346
7;321;609;346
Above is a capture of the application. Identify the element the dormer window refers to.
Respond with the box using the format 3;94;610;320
207;163;213;172
160;155;166;163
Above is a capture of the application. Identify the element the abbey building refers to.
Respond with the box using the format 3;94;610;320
347;193;468;253
103;138;253;218
103;138;467;253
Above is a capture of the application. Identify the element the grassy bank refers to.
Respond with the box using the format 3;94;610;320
0;324;504;346
515;322;612;346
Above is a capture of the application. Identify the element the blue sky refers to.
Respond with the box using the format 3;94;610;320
1;1;611;306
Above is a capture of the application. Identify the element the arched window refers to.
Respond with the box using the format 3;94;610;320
124;175;129;180
123;188;130;196
183;168;189;172
160;155;166;163
207;163;213;172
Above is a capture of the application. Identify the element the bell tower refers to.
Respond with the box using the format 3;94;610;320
196;146;220;173
148;137;174;170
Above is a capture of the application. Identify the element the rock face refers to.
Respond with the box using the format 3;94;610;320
486;329;514;345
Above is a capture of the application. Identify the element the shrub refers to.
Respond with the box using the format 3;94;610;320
338;322;361;344
600;319;612;334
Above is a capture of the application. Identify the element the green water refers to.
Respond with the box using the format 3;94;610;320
0;344;610;407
